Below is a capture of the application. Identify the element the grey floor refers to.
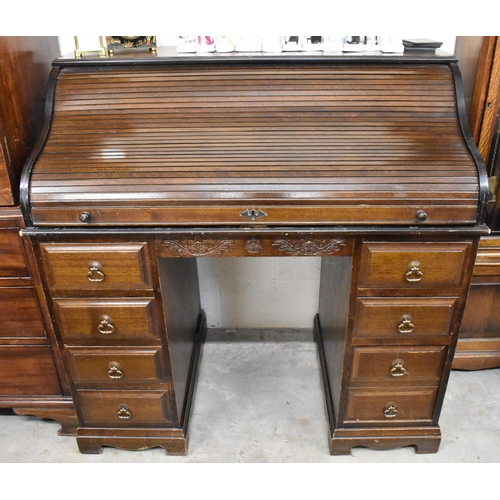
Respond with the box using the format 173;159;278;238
1;329;499;463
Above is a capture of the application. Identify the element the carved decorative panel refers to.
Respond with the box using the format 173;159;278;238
161;236;235;256
272;237;347;256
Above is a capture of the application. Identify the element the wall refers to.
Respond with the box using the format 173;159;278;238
57;35;458;329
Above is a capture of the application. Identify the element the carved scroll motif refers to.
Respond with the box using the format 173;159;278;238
161;235;235;256
272;237;347;256
245;238;263;254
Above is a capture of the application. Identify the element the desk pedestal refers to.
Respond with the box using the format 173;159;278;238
27;230;478;455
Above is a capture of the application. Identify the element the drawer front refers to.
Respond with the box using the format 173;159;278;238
0;228;29;278
40;243;153;293
344;387;438;424
0;287;46;338
358;242;472;292
349;346;447;385
352;297;459;340
472;238;500;282
77;390;176;427
0;346;61;395
0;147;14;205
53;298;160;345
66;348;166;385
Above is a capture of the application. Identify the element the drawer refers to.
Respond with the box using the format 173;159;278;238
0;228;29;278
40;243;153;294
352;297;459;340
0;346;61;395
344;387;438;424
53;298;160;345
0;287;46;338
77;389;176;428
358;241;472;292
66;347;166;386
349;346;447;386
472;238;500;283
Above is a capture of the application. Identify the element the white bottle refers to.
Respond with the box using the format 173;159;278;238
177;36;196;53
283;36;302;51
322;36;344;52
378;36;404;53
215;36;235;53
235;36;262;52
261;36;283;53
196;36;216;53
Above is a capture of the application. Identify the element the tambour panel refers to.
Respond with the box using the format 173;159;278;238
28;63;480;226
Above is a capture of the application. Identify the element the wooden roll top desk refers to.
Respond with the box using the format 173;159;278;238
20;47;489;455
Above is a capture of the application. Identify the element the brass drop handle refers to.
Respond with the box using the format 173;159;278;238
108;361;123;379
398;314;414;334
87;261;105;282
117;404;131;419
98;314;115;335
390;359;408;377
384;402;398;418
405;261;423;282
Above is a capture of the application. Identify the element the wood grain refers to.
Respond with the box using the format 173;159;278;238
28;62;481;226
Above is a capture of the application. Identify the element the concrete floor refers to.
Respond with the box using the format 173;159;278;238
1;329;499;463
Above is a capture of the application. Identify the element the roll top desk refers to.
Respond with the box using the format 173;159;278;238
21;47;488;454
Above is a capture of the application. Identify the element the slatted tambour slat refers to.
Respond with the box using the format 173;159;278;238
27;57;482;226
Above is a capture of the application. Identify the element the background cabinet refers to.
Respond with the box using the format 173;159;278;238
0;36;76;433
454;36;500;370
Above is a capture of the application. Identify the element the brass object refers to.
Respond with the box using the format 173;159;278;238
106;36;157;52
384;403;398;418
87;261;105;282
416;209;428;221
108;361;123;379
74;36;107;58
405;261;423;282
98;314;115;335
390;359;408;377
117;404;131;419
398;314;415;334
79;211;91;223
240;208;268;221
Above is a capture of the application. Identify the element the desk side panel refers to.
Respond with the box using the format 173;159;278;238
157;257;202;421
317;255;353;426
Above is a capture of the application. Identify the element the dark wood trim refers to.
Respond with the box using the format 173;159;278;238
19;66;60;227
55;47;459;69
180;312;206;433
450;62;490;225
5;396;77;436
21;225;491;239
